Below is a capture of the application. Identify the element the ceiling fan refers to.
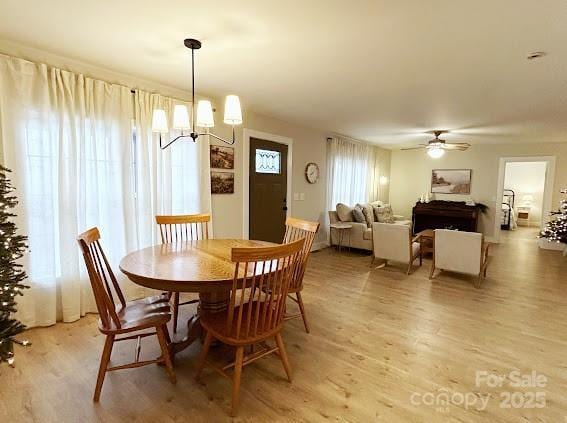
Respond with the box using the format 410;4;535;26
401;130;471;158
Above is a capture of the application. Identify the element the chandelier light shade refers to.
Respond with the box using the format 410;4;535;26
196;100;215;128
172;105;191;130
151;109;168;133
151;38;242;149
427;146;445;159
224;95;243;125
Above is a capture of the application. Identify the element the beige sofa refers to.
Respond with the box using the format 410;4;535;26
329;202;410;251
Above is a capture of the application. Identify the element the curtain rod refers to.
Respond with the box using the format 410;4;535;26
327;133;375;146
129;88;194;104
1;52;193;104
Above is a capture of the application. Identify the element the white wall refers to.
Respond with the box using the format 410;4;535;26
504;161;547;226
208;110;330;246
389;143;567;239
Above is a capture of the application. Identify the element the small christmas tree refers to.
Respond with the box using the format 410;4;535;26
0;165;30;365
540;188;567;244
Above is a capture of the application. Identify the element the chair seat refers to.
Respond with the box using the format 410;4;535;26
142;292;171;304
201;301;281;345
99;296;171;334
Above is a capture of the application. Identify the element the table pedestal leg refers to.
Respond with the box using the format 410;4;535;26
169;290;230;356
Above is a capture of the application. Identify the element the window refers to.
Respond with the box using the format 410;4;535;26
327;137;378;209
255;149;281;174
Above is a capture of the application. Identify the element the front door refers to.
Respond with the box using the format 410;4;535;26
249;137;288;243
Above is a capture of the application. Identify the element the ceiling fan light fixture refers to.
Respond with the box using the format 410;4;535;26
400;129;469;156
427;146;445;159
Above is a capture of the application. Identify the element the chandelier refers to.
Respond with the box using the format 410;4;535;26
151;39;242;148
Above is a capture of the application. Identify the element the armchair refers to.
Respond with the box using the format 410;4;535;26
429;229;490;288
371;222;422;274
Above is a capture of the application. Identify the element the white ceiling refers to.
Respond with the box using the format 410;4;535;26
1;0;567;147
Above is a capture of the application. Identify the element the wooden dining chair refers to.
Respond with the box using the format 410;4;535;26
155;213;211;332
195;238;305;417
282;216;319;333
77;227;176;402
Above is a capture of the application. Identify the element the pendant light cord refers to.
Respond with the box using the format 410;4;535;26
191;47;196;138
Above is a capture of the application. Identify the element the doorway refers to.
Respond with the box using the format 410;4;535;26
242;129;293;242
495;156;555;242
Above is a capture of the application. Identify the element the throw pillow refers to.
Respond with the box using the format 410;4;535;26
371;204;383;220
370;200;383;207
336;203;354;222
375;204;395;223
352;206;366;224
356;203;375;228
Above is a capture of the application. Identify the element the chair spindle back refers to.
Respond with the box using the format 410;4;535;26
282;217;319;290
155;213;211;243
77;227;126;330
227;238;305;341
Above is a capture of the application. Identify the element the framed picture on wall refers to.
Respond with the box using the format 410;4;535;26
211;171;235;194
431;169;472;194
210;145;235;169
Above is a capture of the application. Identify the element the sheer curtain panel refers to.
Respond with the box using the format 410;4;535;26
0;54;212;327
326;136;378;209
0;54;135;326
132;90;212;249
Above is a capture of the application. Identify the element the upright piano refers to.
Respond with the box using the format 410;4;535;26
412;200;481;234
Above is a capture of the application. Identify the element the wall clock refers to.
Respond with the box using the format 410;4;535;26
305;162;320;184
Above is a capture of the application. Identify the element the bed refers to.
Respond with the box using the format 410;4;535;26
501;189;517;230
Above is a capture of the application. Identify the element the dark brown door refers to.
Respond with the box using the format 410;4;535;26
249;137;288;243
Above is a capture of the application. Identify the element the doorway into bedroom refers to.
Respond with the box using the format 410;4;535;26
497;157;554;243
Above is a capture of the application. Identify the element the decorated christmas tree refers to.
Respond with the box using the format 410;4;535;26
540;188;567;244
0;165;30;365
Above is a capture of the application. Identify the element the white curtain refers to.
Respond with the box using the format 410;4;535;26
326;136;379;209
132;90;212;249
0;54;211;327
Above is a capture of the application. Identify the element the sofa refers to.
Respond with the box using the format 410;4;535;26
329;201;410;251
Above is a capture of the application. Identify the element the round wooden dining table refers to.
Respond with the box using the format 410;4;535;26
119;239;274;355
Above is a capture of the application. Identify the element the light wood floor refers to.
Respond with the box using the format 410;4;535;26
2;228;567;422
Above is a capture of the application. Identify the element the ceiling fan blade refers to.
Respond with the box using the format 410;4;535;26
442;143;470;151
401;145;428;150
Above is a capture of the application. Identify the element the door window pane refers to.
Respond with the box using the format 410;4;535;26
255;149;281;174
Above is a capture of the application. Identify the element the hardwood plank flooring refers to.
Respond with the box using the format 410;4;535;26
2;228;567;422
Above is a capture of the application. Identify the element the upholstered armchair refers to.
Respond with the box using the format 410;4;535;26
371;222;422;274
429;229;490;288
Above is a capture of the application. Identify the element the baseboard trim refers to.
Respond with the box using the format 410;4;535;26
312;241;330;251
